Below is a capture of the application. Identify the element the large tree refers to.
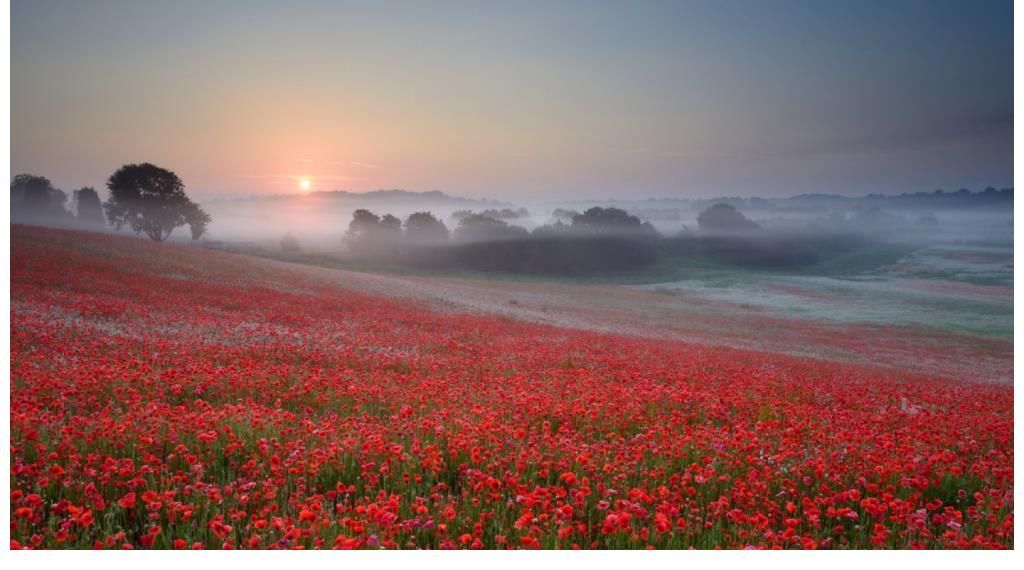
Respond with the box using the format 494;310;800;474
404;211;449;244
104;163;211;241
345;209;381;252
73;187;106;228
183;201;211;240
345;209;406;254
10;174;69;222
696;203;760;233
453;213;528;242
379;213;403;237
570;207;659;237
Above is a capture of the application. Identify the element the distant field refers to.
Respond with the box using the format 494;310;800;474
643;244;1013;340
10;226;1013;549
235;235;1012;382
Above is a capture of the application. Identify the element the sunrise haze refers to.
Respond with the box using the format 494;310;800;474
10;0;1013;200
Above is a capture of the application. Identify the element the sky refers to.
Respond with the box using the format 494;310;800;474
10;0;1014;201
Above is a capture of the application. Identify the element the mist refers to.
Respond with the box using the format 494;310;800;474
198;187;1012;268
11;179;1012;280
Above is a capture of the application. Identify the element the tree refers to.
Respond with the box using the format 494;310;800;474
376;214;403;253
184;201;211;240
344;210;407;255
570;207;659;237
13;174;52;213
345;209;381;253
404;211;449;244
380;214;402;237
104;163;210;241
453;214;529;242
73;187;106;228
696;203;760;233
11;174;70;223
480;208;523;220
551;208;580;220
450;210;474;222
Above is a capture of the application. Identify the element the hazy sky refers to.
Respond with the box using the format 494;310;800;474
11;0;1013;200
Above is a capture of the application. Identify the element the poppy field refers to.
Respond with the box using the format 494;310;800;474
9;225;1014;549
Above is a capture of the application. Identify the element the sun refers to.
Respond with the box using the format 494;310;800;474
298;178;312;191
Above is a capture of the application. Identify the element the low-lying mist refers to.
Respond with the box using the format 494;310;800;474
11;181;1014;279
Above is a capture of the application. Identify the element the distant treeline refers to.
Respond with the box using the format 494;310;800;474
323;200;958;275
10;173;105;230
14;166;1008;275
339;206;661;275
701;187;1013;212
451;207;530;221
545;187;1013;224
327;203;858;275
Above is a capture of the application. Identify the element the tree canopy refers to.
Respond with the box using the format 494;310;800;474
104;163;211;241
10;174;71;223
73;187;106;228
404;212;449;244
696;203;760;233
570;207;659;237
453;214;529;242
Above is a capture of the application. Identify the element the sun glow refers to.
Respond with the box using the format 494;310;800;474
299;178;311;191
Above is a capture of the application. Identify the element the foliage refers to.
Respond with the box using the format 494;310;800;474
403;212;449;244
103;163;210;241
10;174;72;224
453;214;530;242
697;203;760;233
73;187;106;228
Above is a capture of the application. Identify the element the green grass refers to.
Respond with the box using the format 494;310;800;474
233;238;925;286
802;242;920;277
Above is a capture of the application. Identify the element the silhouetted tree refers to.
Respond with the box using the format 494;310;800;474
184;202;211;240
380;214;402;236
450;209;474;222
344;209;407;255
404;211;449;243
452;207;528;222
480;208;526;220
13;174;51;213
696;203;760;233
11;174;70;223
454;214;529;242
551;208;580;220
570;207;659;237
345;209;381;253
346;209;379;238
73;187;105;228
531;219;571;238
377;214;403;253
104;163;210;241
